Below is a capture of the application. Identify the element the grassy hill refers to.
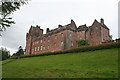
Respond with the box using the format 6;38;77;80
2;48;118;78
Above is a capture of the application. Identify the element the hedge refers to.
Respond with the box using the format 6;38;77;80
78;40;89;47
9;42;120;59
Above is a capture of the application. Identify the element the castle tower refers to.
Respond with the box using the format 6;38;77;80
26;25;43;54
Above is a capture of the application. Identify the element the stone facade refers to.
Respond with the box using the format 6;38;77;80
26;18;110;55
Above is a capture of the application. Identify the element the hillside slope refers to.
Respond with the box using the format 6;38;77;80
2;48;118;78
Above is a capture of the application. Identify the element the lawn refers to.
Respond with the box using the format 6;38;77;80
2;59;15;64
2;48;118;78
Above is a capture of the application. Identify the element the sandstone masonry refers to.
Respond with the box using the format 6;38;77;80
26;18;110;54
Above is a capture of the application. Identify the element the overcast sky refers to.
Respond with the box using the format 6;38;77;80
0;0;119;55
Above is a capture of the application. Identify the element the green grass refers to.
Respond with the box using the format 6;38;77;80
2;48;118;78
2;59;15;64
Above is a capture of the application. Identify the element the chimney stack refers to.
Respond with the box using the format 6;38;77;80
58;25;62;28
46;28;49;33
36;25;40;29
100;18;104;25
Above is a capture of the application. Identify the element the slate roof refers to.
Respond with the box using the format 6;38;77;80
77;24;89;31
32;19;109;40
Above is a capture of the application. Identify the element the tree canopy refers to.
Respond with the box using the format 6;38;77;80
0;1;27;34
0;47;10;61
12;46;24;56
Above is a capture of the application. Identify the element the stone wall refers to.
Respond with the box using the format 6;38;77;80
26;19;110;54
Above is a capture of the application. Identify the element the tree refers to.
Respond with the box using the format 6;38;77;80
0;0;27;34
12;46;24;56
0;47;11;61
110;35;113;40
78;40;89;47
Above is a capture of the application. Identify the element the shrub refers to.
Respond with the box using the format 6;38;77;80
9;42;120;59
78;40;89;47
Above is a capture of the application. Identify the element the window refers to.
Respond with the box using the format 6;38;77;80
38;47;39;51
32;49;34;53
48;39;50;43
44;46;45;50
62;33;63;38
71;41;73;47
41;46;42;51
55;43;56;47
70;33;72;37
41;40;42;43
61;41;63;46
44;40;45;44
35;47;36;52
80;37;82;40
36;41;38;44
48;45;49;50
55;35;57;39
76;41;78;47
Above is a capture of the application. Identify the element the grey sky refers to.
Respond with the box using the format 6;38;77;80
0;0;119;55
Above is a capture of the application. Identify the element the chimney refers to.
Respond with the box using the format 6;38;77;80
70;19;77;29
46;28;49;33
100;18;104;25
58;25;62;28
36;25;40;29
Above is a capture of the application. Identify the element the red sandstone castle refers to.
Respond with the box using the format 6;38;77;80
26;18;110;54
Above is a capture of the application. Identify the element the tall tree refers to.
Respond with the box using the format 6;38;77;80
0;0;27;34
15;46;24;56
0;47;10;61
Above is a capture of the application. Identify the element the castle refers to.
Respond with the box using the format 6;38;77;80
26;18;110;55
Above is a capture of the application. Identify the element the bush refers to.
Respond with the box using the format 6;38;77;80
9;42;120;59
78;40;89;47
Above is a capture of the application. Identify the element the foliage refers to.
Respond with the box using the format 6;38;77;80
110;35;113;40
0;47;10;61
2;48;118;78
12;46;24;56
0;1;27;33
10;42;120;59
78;40;89;47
